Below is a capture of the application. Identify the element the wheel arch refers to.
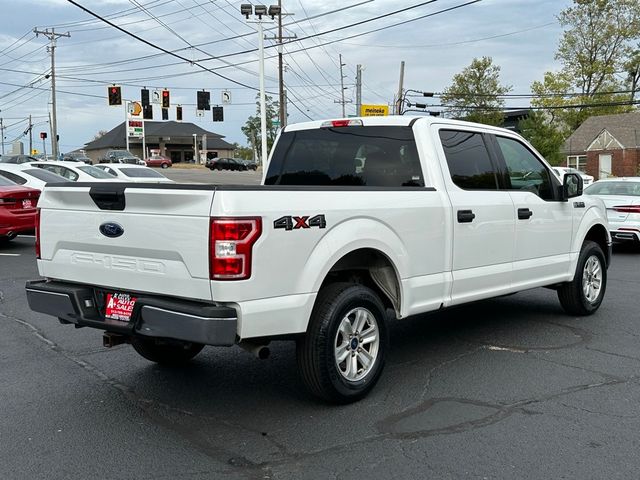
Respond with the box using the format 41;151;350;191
584;223;611;267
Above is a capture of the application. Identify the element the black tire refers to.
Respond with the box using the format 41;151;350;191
161;163;169;169
558;240;607;315
296;283;388;404
131;336;204;366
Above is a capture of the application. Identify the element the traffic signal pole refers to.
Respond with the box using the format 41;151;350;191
34;28;70;160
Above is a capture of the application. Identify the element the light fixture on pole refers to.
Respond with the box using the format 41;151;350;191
241;4;279;166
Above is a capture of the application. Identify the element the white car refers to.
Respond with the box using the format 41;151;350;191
553;166;594;186
584;177;640;246
27;161;120;182
0;163;71;190
94;164;174;183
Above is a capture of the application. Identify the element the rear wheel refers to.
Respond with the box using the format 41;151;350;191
297;283;388;403
558;240;607;315
161;163;169;169
131;336;204;365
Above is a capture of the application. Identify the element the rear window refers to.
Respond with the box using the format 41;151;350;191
23;168;71;183
119;168;164;178
585;181;640;196
265;126;424;187
0;175;16;186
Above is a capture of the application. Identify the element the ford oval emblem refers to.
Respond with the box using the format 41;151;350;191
99;222;124;238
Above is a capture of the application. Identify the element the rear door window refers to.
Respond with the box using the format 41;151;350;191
439;130;499;190
265;126;424;187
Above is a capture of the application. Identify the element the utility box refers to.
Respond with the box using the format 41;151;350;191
11;141;24;154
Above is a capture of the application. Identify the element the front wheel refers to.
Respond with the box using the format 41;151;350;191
131;336;204;366
161;163;169;169
558;240;607;315
297;283;388;403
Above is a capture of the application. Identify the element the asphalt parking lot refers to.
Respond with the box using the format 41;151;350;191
2;172;640;479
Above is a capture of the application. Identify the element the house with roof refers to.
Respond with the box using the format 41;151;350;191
83;121;235;164
562;112;640;180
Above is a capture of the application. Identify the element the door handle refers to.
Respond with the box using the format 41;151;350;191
457;210;475;223
518;208;533;220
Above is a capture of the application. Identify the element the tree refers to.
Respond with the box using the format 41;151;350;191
241;94;279;163
518;112;565;165
232;142;254;160
440;56;512;126
92;130;108;141
532;0;640;131
624;45;640;103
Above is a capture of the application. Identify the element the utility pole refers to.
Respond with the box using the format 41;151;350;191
333;54;352;117
28;115;33;155
34;28;70;160
396;61;405;115
355;64;362;117
0;118;4;155
269;2;296;128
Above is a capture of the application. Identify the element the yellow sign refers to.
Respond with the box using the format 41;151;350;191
360;104;389;117
31;149;39;155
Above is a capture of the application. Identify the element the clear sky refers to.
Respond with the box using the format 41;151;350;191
0;0;569;153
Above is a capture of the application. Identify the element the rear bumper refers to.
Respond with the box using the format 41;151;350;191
610;228;640;243
0;212;36;236
25;280;238;346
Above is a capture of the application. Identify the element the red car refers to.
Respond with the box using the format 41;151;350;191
144;154;172;169
0;176;39;242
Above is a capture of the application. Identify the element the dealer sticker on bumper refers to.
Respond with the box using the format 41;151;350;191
105;293;137;321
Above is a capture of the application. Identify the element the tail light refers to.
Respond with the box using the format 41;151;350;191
210;217;261;280
613;205;640;214
320;119;363;128
35;208;41;259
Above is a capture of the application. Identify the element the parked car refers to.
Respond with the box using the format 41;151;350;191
206;157;248;171
239;159;258;171
94;164;174;183
584;177;640;246
0;154;40;164
33;153;56;162
100;150;144;165
62;152;93;164
28;161;120;182
144;154;172;169
553;167;594;186
0;164;71;191
0;175;39;242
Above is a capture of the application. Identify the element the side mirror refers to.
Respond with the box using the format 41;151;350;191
558;172;583;201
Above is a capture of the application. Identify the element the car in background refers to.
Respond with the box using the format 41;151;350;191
0;164;71;191
584;177;640;246
94;164;174;183
553;166;594;186
144;154;172;169
100;150;145;165
0;154;40;164
33;153;57;162
239;159;258;171
205;157;248;171
62;152;93;164
0;175;40;242
28;161;120;182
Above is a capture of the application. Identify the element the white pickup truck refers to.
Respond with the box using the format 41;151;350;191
26;116;611;403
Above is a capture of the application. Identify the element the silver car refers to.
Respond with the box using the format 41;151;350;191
584;177;640;246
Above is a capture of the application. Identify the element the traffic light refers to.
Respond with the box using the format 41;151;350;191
40;131;47;139
212;106;224;122
161;89;170;108
143;104;153;120
108;85;122;106
176;105;183;121
197;90;210;111
161;108;168;121
141;88;150;107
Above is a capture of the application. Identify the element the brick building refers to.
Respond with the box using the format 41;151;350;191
562;112;640;180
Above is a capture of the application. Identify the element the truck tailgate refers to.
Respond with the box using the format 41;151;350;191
37;184;215;301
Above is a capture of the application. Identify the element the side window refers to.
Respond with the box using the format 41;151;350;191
439;130;498;190
496;136;554;200
59;167;79;181
0;171;27;184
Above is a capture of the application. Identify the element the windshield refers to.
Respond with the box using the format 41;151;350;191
265;126;424;187
119;168;164;178
585;181;640;196
78;165;117;179
23;168;71;183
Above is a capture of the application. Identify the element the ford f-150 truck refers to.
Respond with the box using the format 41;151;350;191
26;116;611;403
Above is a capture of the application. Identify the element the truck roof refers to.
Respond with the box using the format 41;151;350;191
282;115;519;136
